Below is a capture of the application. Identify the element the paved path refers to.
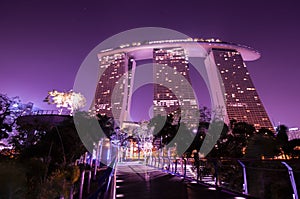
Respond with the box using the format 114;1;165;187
115;162;253;199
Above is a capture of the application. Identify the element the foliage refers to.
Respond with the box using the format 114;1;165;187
246;160;296;199
245;131;279;158
96;113;115;138
133;121;153;155
276;124;290;157
37;166;80;199
10;121;47;153
199;106;211;123
5;114;87;198
185;121;208;154
0;160;27;199
205;121;260;158
44;90;86;114
227;121;255;157
288;139;300;158
206;120;230;157
27;117;86;166
0;94;30;140
232;121;255;137
149;114;177;147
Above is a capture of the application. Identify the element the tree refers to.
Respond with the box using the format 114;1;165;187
133;121;154;159
288;139;300;158
15;116;86;165
13;116;86;198
0;94;29;140
148;114;194;156
0;94;13;139
149;114;177;147
44;90;86;115
0;160;27;198
206;121;256;158
276;125;290;158
96;114;115;139
199;106;211;123
232;121;255;137
227;122;255;157
185;121;209;154
206;120;230;157
184;106;211;155
245;129;279;159
73;111;116;153
11;120;48;153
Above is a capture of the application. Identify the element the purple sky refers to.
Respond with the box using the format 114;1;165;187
0;1;299;128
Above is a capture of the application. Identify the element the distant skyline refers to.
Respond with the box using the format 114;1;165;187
0;1;299;127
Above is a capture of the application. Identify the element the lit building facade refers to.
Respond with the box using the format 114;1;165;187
208;48;273;130
95;38;273;131
288;128;300;141
153;47;198;126
95;53;135;125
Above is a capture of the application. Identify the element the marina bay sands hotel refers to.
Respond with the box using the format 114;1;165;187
94;38;273;131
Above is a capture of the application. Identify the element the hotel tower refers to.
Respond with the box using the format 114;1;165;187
94;39;274;131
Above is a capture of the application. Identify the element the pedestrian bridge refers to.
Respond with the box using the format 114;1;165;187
113;162;252;199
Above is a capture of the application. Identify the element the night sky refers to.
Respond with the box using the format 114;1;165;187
1;1;299;128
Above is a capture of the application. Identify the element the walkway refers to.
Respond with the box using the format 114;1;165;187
115;162;254;199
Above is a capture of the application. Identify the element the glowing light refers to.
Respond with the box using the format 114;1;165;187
44;90;86;115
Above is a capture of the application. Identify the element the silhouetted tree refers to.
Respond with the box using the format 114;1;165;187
199;106;211;123
258;127;275;137
206;121;230;157
11;120;47;153
245;129;279;159
207;121;256;158
185;121;209;154
289;139;300;158
96;113;116;138
232;121;255;137
0;160;27;198
276;125;289;158
150;114;177;147
9;115;86;198
0;94;23;140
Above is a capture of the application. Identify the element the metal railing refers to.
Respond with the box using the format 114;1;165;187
22;109;71;116
88;156;118;199
146;156;300;199
73;140;117;199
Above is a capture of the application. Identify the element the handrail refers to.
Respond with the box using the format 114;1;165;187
183;158;187;178
104;156;118;199
282;162;299;199
21;109;71;116
238;160;248;195
88;156;118;199
146;156;300;199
